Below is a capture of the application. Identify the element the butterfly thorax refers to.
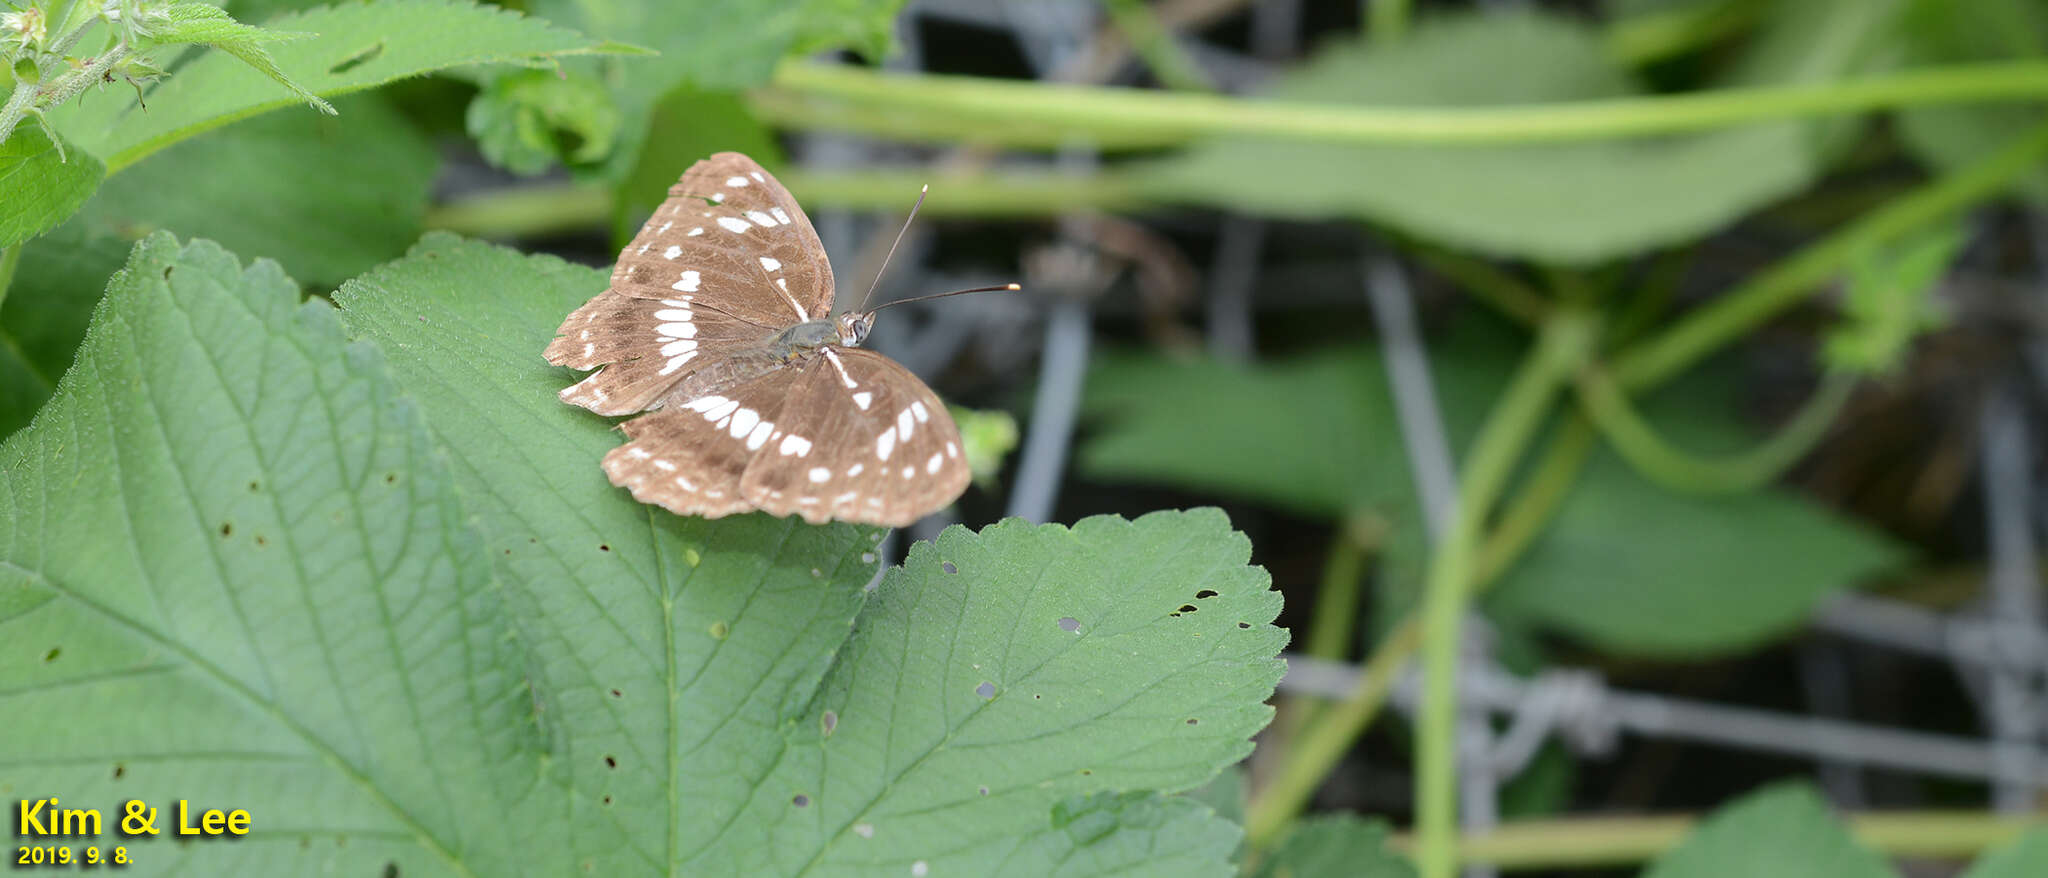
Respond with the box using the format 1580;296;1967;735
771;320;845;359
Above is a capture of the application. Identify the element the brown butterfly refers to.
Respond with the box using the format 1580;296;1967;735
545;152;1008;527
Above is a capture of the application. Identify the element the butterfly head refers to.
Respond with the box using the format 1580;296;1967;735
835;311;875;347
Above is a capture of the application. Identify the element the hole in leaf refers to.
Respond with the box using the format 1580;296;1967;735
941;561;957;574
254;535;267;547
1079;769;1092;776
1177;604;1198;614
975;681;995;699
220;523;232;537
1186;718;1198;725
978;786;989;796
1238;622;1251;629
604;756;617;769
1057;617;1080;633
43;647;59;662
602;795;612;806
383;473;397;484
161;266;173;280
1195;589;1217;599
609;689;621;698
599;544;610;552
791;794;809;808
383;862;399;878
329;41;384;74
247;480;259;492
860;552;876;564
112;764;124;780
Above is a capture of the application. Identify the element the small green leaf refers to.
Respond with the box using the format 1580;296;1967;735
1141;6;1900;262
72;94;438;286
56;0;620;172
1642;783;1900;878
1252;815;1418;878
0;124;103;249
1484;367;1905;657
1962;829;2048;878
1823;221;1962;374
952;404;1020;490
465;67;621;175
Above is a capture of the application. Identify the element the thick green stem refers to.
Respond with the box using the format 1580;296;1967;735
1415;311;1598;878
1612;118;2048;390
761;61;2048;151
1303;517;1374;661
1575;367;1857;493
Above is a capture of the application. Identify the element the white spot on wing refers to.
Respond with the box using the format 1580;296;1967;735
658;324;695;339
717;216;750;233
688;227;705;237
927;453;943;474
729;407;760;438
808;467;831;483
658;221;672;233
946;441;959;458
746;210;776;227
725;175;749;187
663;245;681;259
659;351;696;375
770;207;790;224
851;391;872;410
751;171;765;182
912;401;929;423
687;395;728;413
823;349;858;389
876;429;895;461
746;420;774;450
673;270;701;292
896;409;914;441
654;459;677;471
627;448;652;460
660;339;696;356
780;434;812;456
847;463;863;476
759;256;781;272
654;308;691;322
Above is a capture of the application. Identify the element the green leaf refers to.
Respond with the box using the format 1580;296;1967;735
0;124;103;249
1895;0;2048;205
465;67;621;175
1483;369;1905;657
1251;815;1418;878
0;221;130;437
70;94;438;286
333;233;1286;875
0;232;548;876
55;0;618;172
149;2;333;116
1823;220;1962;374
1642;783;1899;878
1140;7;1894;262
1963;829;2048;878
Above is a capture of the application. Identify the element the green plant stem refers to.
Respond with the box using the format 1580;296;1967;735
1103;0;1217;93
1303;517;1374;662
427;171;1148;238
1612;118;2048;391
1405;244;1550;326
1395;811;2039;871
760;60;2048;151
1470;415;1597;589
1414;310;1598;878
1371;0;1410;45
1574;366;1857;493
0;42;130;146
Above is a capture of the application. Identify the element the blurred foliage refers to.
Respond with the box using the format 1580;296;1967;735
1639;783;1897;878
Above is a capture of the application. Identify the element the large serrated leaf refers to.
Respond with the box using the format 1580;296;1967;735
0;126;104;249
0;233;548;876
1641;783;1900;878
1139;6;1899;262
333;232;1286;875
54;0;615;171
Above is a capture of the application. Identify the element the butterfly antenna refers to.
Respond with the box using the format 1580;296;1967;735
865;283;1021;314
855;184;929;314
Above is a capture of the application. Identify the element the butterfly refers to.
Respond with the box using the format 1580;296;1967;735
545;152;1006;527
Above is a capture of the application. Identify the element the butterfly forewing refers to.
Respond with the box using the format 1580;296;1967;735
738;348;970;526
544;290;779;416
610;152;836;326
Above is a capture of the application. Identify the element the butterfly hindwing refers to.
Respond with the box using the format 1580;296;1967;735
599;365;803;519
544;290;779;416
739;348;970;527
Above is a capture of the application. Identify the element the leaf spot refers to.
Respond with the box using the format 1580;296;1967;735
975;681;995;699
709;620;729;640
603;755;617;769
941;561;957;574
911;861;928;877
1237;622;1251;629
852;822;874;838
791;794;810;808
1195;589;1218;599
1057;616;1080;633
821;710;837;736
